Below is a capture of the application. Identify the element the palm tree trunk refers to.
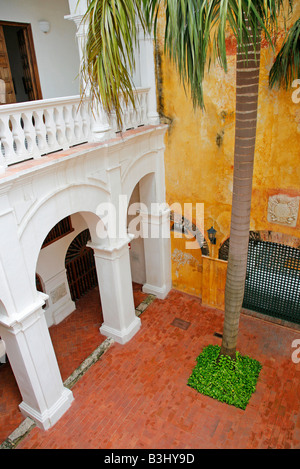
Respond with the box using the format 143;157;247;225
220;31;261;359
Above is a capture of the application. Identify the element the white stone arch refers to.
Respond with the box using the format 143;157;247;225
19;183;110;293
122;151;159;208
0;179;142;430
35;211;102;327
122;152;172;300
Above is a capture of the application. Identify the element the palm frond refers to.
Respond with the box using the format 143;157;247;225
80;0;146;127
151;0;291;110
80;0;294;124
269;17;300;90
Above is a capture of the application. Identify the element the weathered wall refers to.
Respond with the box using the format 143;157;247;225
156;5;300;306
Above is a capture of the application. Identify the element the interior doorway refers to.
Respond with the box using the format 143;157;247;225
0;21;42;104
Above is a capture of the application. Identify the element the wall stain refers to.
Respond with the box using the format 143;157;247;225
216;130;225;148
172;248;202;272
155;44;173;129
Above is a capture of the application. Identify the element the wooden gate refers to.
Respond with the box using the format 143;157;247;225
65;229;98;301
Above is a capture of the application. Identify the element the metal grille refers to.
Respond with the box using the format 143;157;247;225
243;240;300;324
65;229;98;301
42;216;73;248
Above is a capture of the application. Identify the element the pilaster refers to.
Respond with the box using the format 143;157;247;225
140;207;172;299
0;298;73;430
88;237;141;344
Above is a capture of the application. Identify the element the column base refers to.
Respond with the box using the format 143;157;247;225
19;387;74;431
100;316;141;345
142;282;171;300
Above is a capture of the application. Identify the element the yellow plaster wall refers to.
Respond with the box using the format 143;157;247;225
156;5;300;305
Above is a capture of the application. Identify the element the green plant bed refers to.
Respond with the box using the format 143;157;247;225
187;345;262;410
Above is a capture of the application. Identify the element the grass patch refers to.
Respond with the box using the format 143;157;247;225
187;345;262;410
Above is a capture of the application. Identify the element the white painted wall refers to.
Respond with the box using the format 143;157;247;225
36;213;89;327
1;0;80;99
128;184;146;285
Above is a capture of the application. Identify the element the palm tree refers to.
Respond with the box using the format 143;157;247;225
80;0;295;359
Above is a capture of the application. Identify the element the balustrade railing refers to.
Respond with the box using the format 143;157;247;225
0;87;150;171
112;88;149;133
0;96;92;168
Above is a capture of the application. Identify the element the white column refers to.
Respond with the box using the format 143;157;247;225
65;4;114;142
68;0;88;16
88;237;141;344
140;207;172;299
138;26;160;125
0;297;74;430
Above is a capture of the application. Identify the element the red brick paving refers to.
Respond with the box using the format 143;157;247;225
0;284;145;443
0;360;23;443
6;288;299;449
132;282;149;308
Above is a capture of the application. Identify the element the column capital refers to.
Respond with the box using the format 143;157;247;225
87;235;133;260
140;206;171;224
0;293;48;332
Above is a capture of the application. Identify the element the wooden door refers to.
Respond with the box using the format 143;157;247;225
0;22;42;104
17;27;39;101
0;25;16;104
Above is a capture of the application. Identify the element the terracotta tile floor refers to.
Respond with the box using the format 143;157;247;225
1;286;300;449
0;283;147;444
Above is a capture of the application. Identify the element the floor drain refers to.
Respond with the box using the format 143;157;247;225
213;332;223;338
171;318;191;330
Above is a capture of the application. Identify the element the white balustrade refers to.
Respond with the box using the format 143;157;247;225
0;96;92;168
0;88;150;171
112;87;150;133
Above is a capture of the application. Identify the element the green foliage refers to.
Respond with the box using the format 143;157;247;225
269;17;300;90
81;0;146;127
144;0;291;111
80;0;293;127
187;345;262;410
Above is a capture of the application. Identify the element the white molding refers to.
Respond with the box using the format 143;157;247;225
100;316;141;345
142;283;171;300
19;387;74;431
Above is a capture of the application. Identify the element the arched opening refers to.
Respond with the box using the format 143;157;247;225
34;212;106;381
127;172;164;305
0;209;107;441
122;155;172;300
127;180;147;305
